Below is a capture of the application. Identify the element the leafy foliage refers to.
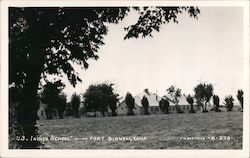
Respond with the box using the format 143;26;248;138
83;83;119;116
212;95;221;112
56;94;67;119
65;102;74;116
71;93;81;118
40;81;65;119
237;89;243;110
9;6;200;96
125;92;135;115
124;7;200;39
194;82;214;112
186;94;195;113
159;98;170;114
141;96;150;115
9;7;130;90
224;95;234;111
9;6;200;148
165;85;183;113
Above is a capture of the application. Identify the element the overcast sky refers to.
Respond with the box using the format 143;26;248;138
62;7;244;101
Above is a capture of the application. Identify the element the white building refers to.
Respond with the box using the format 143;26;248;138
116;89;162;115
116;89;202;115
165;95;198;113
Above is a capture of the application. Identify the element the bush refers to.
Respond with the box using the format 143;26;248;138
166;85;183;114
55;94;67;119
159;98;170;114
71;93;81;118
141;96;150;115
186;94;195;113
83;83;119;116
212;95;221;112
237;89;243;111
194;82;214;113
40;81;65;119
125;92;135;115
224;95;234;111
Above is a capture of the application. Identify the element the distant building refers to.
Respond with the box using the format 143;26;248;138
116;100;141;115
134;89;162;114
116;89;203;115
165;95;198;113
116;89;162;115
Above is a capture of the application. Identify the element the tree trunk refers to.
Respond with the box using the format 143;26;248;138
102;111;105;117
17;71;42;148
175;104;183;113
189;103;195;113
16;44;45;148
165;106;169;114
58;111;63;119
191;104;194;111
240;99;243;110
127;109;134;115
111;110;117;116
203;102;208;112
144;107;149;115
215;103;218;111
74;110;79;118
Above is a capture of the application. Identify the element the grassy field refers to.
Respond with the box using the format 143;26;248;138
37;111;243;149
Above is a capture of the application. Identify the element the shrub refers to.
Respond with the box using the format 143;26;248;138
55;94;67;119
237;89;243;111
159;98;170;114
166;85;183;113
194;82;214;113
224;95;234;111
141;96;150;115
186;94;195;113
212;95;221;112
40;81;65;119
83;83;119;116
71;93;81;118
125;92;135;115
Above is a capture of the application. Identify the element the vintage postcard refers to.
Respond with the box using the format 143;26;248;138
0;0;249;158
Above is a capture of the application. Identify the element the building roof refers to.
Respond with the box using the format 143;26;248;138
118;89;191;107
134;89;161;107
118;89;242;108
117;99;140;107
163;94;189;106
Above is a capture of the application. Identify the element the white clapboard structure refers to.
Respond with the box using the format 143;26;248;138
116;89;162;115
164;94;198;113
116;89;204;115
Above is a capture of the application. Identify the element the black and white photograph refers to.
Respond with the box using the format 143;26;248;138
0;0;249;158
